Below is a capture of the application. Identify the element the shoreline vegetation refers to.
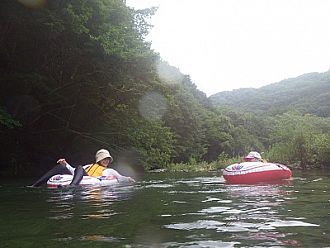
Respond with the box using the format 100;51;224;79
156;157;327;173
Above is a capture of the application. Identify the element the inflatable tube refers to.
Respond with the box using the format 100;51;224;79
47;174;119;188
223;162;292;184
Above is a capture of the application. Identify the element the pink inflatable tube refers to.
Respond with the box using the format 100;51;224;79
223;162;292;184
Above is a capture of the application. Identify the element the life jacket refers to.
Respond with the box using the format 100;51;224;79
85;163;106;177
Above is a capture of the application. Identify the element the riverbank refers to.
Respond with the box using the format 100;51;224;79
161;157;238;173
161;159;327;173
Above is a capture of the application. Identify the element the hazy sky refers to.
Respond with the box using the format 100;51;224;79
127;0;330;96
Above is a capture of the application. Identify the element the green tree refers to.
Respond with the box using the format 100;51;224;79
128;120;175;170
267;112;330;167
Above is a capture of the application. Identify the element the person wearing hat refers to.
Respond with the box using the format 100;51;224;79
243;151;266;162
31;149;135;187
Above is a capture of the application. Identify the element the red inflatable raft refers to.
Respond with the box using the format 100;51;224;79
223;162;292;184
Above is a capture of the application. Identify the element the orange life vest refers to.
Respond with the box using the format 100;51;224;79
85;163;106;177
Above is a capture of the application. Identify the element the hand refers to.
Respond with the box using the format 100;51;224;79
57;158;67;166
128;177;136;183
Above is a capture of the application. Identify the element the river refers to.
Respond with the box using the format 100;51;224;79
1;169;329;247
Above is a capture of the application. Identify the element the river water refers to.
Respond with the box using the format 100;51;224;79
1;170;329;247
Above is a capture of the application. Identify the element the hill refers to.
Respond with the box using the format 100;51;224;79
209;70;330;117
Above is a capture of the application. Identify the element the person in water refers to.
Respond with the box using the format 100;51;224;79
243;151;266;162
31;149;135;187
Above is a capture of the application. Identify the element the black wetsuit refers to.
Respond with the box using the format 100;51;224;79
31;165;87;187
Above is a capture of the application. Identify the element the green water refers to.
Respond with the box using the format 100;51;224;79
1;170;330;247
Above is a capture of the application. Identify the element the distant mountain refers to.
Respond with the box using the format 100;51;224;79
209;70;330;117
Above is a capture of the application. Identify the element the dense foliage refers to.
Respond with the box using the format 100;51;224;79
0;0;234;176
266;112;330;168
211;78;330;168
1;0;329;177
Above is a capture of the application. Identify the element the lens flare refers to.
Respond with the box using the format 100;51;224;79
156;61;184;84
17;0;47;9
116;148;145;180
138;91;168;121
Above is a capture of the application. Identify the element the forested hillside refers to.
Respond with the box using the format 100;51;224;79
210;71;330;117
0;0;237;176
210;71;330;169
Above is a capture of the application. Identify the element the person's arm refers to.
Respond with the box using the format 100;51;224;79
82;164;92;170
57;159;75;175
103;168;135;182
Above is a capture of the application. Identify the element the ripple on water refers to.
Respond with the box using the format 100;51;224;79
177;177;225;185
163;240;240;248
202;197;230;203
165;220;226;230
80;235;124;243
199;206;232;214
145;184;174;188
164;220;252;232
262;220;319;228
165;218;319;234
172;200;187;204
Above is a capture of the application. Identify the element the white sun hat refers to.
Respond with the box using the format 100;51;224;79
95;149;113;163
245;151;261;159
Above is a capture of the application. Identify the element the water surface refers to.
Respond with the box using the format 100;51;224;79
1;170;329;247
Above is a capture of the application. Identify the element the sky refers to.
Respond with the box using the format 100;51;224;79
126;0;330;96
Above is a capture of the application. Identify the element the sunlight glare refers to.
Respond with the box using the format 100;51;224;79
138;91;168;121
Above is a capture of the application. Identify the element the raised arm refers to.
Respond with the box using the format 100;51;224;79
56;158;75;175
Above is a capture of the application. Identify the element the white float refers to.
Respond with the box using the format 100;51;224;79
47;174;119;188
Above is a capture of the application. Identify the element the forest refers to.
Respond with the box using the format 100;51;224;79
1;0;329;177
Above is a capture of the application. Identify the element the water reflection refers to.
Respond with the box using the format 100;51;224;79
163;240;240;248
46;185;135;220
80;234;124;242
2;172;330;247
163;176;319;247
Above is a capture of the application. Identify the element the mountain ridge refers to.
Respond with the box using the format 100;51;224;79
209;70;330;117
